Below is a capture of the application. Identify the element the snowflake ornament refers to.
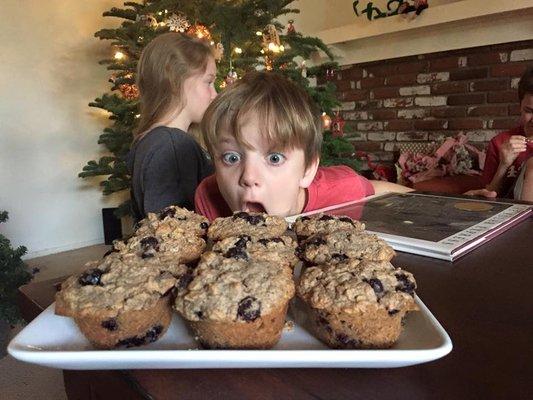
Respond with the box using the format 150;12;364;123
166;13;190;33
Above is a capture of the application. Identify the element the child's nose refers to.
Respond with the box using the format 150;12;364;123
239;159;261;187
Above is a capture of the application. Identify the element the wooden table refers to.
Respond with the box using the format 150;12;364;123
18;218;532;400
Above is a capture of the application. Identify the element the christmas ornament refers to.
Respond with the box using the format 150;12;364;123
262;24;281;52
187;24;212;40
300;60;307;78
287;19;296;34
213;42;224;62
321;112;332;130
165;13;190;32
254;9;265;17
331;111;345;138
225;70;238;86
119;84;139;100
137;14;158;28
325;68;335;80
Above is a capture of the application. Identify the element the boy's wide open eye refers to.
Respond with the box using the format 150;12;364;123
267;152;286;165
222;152;241;165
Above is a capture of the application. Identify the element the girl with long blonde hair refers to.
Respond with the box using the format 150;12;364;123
127;32;217;220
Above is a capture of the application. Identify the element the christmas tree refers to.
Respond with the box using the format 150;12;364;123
0;211;33;325
79;0;356;217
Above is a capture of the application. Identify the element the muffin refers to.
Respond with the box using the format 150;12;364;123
174;251;295;349
55;253;187;349
114;232;205;263
211;234;298;270
207;211;288;242
292;213;365;241
297;230;395;265
297;259;418;349
135;205;210;238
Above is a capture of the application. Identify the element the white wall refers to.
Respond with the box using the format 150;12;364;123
0;0;125;258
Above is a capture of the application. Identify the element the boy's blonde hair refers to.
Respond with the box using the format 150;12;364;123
134;32;214;142
201;71;323;168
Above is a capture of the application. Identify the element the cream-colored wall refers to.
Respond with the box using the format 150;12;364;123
0;0;125;258
291;0;533;64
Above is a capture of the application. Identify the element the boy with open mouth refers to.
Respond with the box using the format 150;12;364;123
194;71;412;221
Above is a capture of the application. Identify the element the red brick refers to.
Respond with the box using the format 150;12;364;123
429;56;464;71
341;66;364;80
353;100;383;110
447;119;485;130
491;63;528;77
470;79;509;92
396;60;428;74
349;141;382;152
447;93;485;105
468;52;507;66
431;107;467;118
365;64;398;77
386;120;414;131
373;87;400;99
509;104;521;115
360;77;385;89
432;81;468;94
371;109;397;120
467;105;508;117
414;120;448;130
487;90;519;103
385;74;418;86
334;80;353;92
489;118;519;130
450;68;488;81
343;90;369;102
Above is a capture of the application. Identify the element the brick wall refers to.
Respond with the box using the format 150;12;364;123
330;40;533;170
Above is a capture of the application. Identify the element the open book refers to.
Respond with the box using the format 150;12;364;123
287;192;532;262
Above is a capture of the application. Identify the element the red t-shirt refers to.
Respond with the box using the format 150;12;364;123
194;165;375;221
482;126;533;197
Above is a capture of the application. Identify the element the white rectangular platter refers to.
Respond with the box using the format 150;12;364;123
8;295;452;369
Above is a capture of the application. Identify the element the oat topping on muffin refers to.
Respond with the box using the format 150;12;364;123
174;251;294;322
292;213;365;240
297;230;395;265
207;211;288;241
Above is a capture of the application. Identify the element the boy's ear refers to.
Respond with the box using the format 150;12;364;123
299;157;320;189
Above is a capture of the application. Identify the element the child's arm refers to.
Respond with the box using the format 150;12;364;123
486;135;527;194
370;180;414;195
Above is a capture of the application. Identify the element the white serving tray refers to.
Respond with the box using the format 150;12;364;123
8;295;452;370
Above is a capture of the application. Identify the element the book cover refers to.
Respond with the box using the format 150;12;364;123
287;193;532;261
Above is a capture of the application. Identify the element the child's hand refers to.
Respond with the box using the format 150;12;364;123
463;188;497;198
500;135;527;167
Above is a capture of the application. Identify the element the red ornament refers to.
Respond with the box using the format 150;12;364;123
331;111;345;137
119;83;139;100
287;19;296;34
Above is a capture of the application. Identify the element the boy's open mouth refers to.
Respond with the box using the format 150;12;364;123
243;202;266;213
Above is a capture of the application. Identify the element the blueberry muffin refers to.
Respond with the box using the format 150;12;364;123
297;259;418;349
211;234;298;270
114;231;206;264
174;251;295;349
292;213;365;241
297;230;395;265
135;205;209;238
207;212;288;242
55;253;187;349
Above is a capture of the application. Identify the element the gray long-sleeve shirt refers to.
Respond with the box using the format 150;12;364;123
126;126;214;220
